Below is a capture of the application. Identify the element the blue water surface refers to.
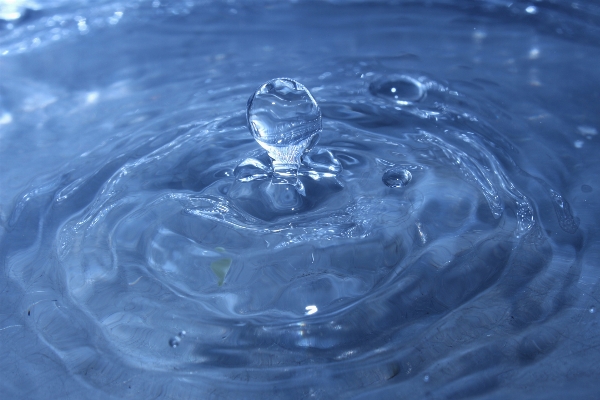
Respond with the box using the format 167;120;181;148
1;1;600;399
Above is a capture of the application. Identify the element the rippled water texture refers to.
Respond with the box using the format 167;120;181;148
1;1;600;398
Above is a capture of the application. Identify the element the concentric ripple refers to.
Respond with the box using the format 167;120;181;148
1;68;581;398
1;2;595;397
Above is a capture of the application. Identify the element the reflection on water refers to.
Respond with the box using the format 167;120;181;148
1;0;600;398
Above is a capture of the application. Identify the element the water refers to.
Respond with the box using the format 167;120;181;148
246;77;323;194
247;78;321;170
1;1;600;398
382;167;412;188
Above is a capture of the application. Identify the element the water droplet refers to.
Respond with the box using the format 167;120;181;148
247;78;322;186
581;184;592;193
382;168;412;188
369;75;425;103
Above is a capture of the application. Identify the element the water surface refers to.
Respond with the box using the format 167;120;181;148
1;1;600;398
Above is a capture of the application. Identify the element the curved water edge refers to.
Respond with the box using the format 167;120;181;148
1;1;600;399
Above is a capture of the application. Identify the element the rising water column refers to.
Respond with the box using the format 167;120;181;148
247;78;322;194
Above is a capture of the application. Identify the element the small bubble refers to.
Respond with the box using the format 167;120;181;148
369;75;425;103
574;140;584;148
382;168;412;188
424;375;430;382
590;307;595;314
581;184;592;193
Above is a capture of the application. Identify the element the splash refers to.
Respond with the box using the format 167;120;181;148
247;78;321;191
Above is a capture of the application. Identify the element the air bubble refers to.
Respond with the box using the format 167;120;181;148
382;167;412;188
247;78;322;187
369;75;425;103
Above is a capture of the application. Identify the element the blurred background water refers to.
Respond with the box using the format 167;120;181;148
1;0;600;398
